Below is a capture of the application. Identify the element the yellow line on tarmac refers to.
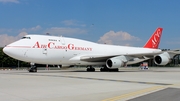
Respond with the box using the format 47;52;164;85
168;83;180;88
102;86;165;101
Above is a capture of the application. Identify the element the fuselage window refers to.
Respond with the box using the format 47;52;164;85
48;39;57;41
21;37;31;39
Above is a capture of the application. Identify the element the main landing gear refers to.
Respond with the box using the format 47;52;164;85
28;63;37;72
86;65;119;72
100;66;119;72
86;65;95;72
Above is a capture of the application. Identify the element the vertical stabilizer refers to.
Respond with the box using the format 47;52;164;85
143;27;163;49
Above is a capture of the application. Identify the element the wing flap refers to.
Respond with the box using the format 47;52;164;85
80;55;118;62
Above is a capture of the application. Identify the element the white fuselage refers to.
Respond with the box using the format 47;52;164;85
3;35;161;66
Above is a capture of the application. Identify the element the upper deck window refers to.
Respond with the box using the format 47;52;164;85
21;37;31;39
48;39;57;41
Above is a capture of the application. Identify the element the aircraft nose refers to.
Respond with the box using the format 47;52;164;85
3;46;21;59
3;46;11;56
3;46;18;57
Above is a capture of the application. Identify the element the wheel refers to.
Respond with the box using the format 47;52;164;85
28;66;37;72
33;68;37;72
87;68;90;71
109;68;119;72
91;68;95;71
86;67;95;72
100;68;119;72
100;68;109;72
86;65;95;72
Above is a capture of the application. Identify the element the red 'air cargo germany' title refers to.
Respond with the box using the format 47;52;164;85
32;41;92;51
3;27;178;72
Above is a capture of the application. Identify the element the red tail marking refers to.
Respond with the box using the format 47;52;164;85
143;28;163;49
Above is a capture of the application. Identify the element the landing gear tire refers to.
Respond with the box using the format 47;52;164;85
100;68;119;72
100;67;109;72
28;66;37;72
86;66;95;72
109;68;119;72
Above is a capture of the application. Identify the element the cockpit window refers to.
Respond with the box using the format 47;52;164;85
21;37;31;39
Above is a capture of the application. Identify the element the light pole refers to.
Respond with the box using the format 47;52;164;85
18;60;19;70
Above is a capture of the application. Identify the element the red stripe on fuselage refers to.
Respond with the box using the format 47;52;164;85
6;46;31;48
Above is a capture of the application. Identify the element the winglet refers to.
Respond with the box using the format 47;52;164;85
143;27;163;49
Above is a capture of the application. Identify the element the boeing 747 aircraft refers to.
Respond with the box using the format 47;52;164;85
3;27;174;72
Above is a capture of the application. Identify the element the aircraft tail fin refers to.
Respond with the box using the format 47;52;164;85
143;27;163;49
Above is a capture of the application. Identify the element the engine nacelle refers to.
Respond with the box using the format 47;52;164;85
154;53;170;65
106;56;127;68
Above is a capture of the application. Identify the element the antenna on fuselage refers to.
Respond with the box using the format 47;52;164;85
46;33;50;35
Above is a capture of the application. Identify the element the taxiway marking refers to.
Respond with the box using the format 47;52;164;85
102;83;180;101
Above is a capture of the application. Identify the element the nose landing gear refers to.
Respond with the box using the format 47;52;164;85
28;63;37;72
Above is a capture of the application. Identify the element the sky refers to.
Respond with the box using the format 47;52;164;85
0;0;180;49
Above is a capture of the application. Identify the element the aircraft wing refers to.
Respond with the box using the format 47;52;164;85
76;52;162;62
80;55;118;62
124;50;180;65
166;49;180;54
127;57;150;65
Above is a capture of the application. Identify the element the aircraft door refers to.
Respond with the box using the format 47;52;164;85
24;49;28;57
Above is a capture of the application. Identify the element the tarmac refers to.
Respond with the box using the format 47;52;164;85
0;67;180;101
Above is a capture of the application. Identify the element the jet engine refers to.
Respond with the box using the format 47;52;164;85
106;56;127;68
154;52;171;65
